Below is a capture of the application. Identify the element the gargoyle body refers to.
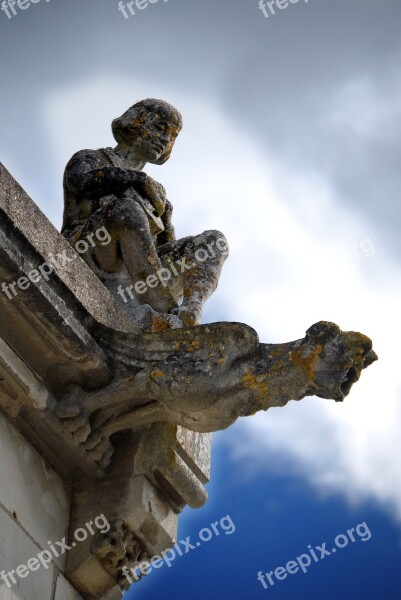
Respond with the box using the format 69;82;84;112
56;320;376;468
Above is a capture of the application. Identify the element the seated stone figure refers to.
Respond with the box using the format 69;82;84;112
62;99;228;327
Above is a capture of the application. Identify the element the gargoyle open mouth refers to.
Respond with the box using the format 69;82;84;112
340;366;359;397
338;348;378;400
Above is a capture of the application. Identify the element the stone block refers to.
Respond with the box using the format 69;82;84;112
54;575;83;600
0;413;70;569
66;474;177;598
0;507;54;600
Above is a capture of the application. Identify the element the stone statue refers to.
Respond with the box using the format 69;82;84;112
62;98;228;328
57;99;377;469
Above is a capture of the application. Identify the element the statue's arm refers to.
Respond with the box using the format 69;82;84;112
64;150;146;200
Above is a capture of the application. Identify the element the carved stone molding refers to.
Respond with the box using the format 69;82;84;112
91;520;148;590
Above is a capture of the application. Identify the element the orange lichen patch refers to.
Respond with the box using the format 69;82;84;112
241;369;269;398
174;339;201;352
134;115;146;128
290;344;323;381
188;340;201;352
150;370;165;379
151;315;171;332
148;254;159;267
218;357;226;365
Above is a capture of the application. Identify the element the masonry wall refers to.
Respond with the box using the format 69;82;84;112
0;412;83;600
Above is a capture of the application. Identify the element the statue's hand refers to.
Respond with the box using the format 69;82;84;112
163;199;173;220
170;305;202;327
137;174;167;216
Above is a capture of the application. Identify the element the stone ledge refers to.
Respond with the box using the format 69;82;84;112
0;163;136;334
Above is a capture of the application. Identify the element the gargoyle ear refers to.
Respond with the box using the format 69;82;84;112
305;321;341;342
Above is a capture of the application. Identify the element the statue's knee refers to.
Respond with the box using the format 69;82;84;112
103;197;146;231
203;230;229;259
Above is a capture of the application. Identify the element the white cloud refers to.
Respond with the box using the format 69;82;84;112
328;76;401;139
44;77;401;523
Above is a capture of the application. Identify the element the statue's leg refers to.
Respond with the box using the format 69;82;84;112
157;230;229;325
78;196;178;313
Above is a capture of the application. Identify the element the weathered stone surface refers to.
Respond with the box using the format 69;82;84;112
97;589;122;600
0;336;49;418
54;575;84;600
0;413;70;570
134;423;210;510
67;473;177;596
0;163;135;334
177;426;211;482
0;507;55;600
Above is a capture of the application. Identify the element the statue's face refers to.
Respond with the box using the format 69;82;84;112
130;113;181;165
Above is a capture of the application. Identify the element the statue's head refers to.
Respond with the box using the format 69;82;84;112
112;99;183;165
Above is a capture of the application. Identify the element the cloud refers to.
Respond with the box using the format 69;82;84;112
45;77;401;523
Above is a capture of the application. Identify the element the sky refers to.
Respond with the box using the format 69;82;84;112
1;0;401;598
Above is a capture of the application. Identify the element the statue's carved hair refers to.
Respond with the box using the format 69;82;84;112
112;99;183;144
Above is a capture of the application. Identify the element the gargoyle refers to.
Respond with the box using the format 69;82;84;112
55;320;376;468
56;99;377;469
